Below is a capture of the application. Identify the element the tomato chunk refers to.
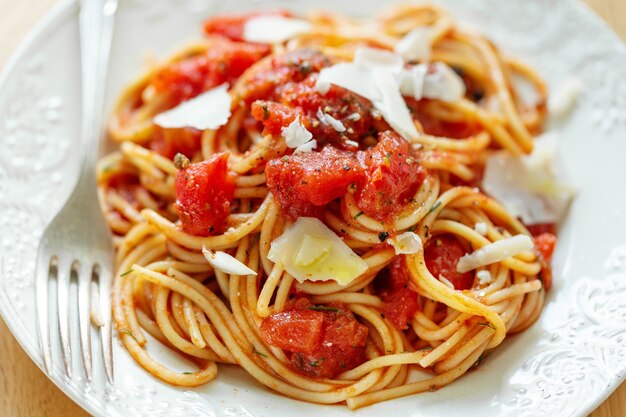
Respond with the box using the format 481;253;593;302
259;309;324;355
375;256;418;330
260;298;368;379
266;146;365;219
424;234;474;290
150;38;270;103
174;153;235;236
239;49;331;104
250;100;299;136
203;11;290;42
356;131;426;220
277;75;379;150
533;232;557;291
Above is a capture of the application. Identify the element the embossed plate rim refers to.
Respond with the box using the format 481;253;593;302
1;0;626;416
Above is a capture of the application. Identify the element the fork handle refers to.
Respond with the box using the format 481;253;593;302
78;0;118;184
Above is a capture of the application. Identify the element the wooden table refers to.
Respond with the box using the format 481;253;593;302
0;0;624;415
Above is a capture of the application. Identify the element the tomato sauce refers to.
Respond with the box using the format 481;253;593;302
424;234;474;290
174;153;235;236
260;298;368;379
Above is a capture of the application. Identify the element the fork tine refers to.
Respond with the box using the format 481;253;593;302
36;254;54;374
98;264;114;383
78;263;92;381
57;259;73;378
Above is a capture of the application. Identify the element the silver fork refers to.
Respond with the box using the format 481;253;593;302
35;0;118;383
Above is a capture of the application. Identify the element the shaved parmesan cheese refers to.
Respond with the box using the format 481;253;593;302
202;246;257;276
294;235;333;266
388;232;423;255
294;139;317;153
395;27;431;62
482;133;575;224
267;217;368;285
316;63;380;100
354;47;404;74
371;70;419;140
317;108;346;132
548;76;583;121
474;222;488;236
316;49;421;140
153;83;231;130
282;116;313;148
422;63;466;102
476;270;493;285
243;15;311;44
456;235;533;273
399;63;465;102
399;64;427;99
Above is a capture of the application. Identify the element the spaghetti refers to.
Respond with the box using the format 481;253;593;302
97;4;557;409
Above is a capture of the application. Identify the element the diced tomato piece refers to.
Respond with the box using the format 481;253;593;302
533;233;556;262
382;288;418;330
266;146;365;219
279;76;380;151
533;232;557;291
150;125;202;159
260;298;368;379
387;255;412;291
356;131;426;220
259;309;324;355
174;153;235;236
424;234;474;290
250;100;299;136
239;49;331;104
203;11;291;42
150;38;270;103
527;223;557;236
375;256;418;330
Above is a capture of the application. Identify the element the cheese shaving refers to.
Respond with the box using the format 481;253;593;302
282;116;313;148
243;15;311;44
316;62;380;100
354;46;404;73
317;108;346;132
456;235;533;273
548;76;583;121
153;83;231;130
293;139;317;154
267;217;368;285
482;133;575;224
474;222;488;236
202;246;257;276
388;232;423;255
371;70;420;140
395;27;432;62
476;270;493;285
422;63;466;102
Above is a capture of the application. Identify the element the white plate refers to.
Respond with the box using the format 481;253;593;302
1;0;626;416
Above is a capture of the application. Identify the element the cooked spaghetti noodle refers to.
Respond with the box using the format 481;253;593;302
97;4;557;409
